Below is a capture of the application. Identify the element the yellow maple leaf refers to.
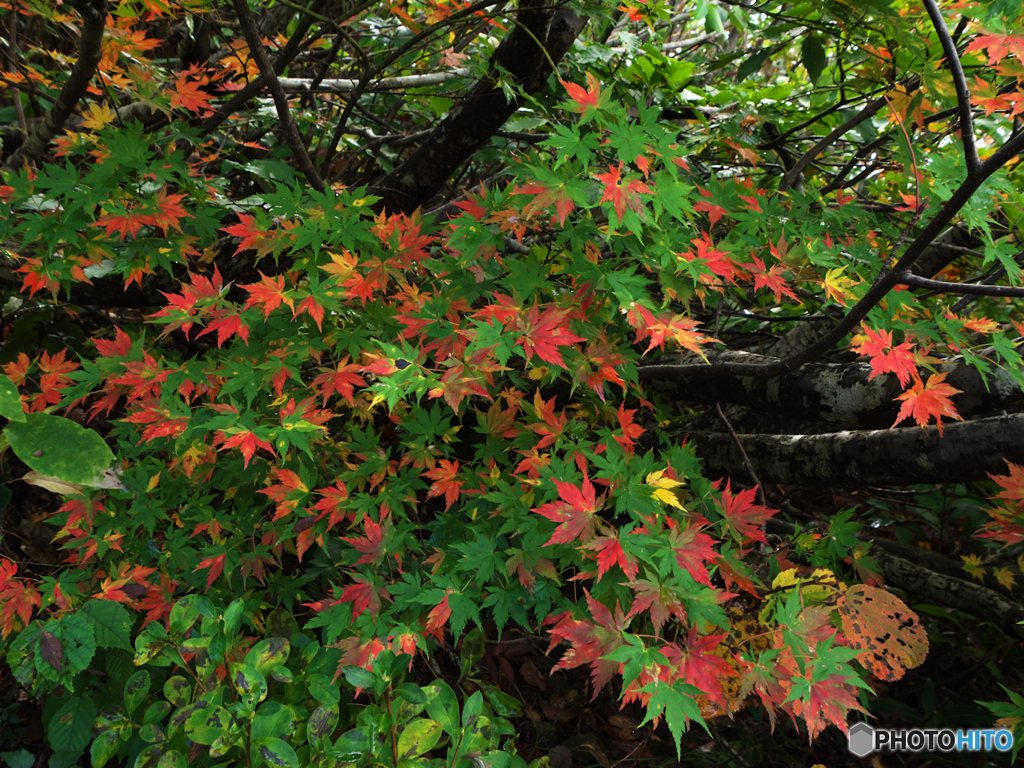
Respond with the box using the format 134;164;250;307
961;553;986;581
994;566;1017;591
824;267;860;306
81;102;115;131
646;469;685;509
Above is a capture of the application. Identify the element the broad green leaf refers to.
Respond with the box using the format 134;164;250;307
47;696;97;753
4;413;115;485
397;718;444;758
801;36;827;83
124;670;151;717
424;681;460;736
253;737;299;767
245;637;290;673
0;374;25;422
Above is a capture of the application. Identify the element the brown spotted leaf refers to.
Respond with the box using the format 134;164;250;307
40;629;63;673
837;585;928;681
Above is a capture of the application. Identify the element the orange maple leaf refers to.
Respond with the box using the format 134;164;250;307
892;372;964;435
561;72;601;115
852;327;917;386
594;162;651;223
423;459;463;510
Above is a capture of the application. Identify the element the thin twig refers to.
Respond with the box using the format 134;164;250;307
778;76;919;192
231;0;325;193
714;403;766;506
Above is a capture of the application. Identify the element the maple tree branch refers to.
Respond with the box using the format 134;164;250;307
778;76;919;193
367;0;586;214
898;271;1024;297
679;412;1024;486
2;0;107;171
714;403;765;506
231;0;325;193
922;0;979;173
200;4;320;135
663;129;1024;381
641;350;1023;426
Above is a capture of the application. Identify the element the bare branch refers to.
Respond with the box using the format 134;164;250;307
278;69;471;92
899;270;1024;297
231;0;325;193
3;0;107;171
778;77;919;193
922;0;979;173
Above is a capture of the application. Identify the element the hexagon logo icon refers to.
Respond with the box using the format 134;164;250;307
849;722;875;757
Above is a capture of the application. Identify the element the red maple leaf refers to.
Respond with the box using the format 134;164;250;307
242;273;294;318
196;311;250;347
613;403;645;454
343;515;387;566
892;372;964;435
194;553;227;591
586;534;638;581
747;254;797;302
93;203;156;240
560;72;601;114
789;669;866;741
533;474;603;546
514;180;576;225
547;590;631;698
423;459;463;510
717;480;776;544
666;520;719;587
594;162;651;222
626;577;687;636
675;627;735;708
988;461;1024;510
965;33;1024;66
516;304;585;367
679;231;744;285
149;189;192;233
216;429;275;467
852;326;917;386
425;593;452;639
340;574;392;620
693;186;727;226
311;358;365;406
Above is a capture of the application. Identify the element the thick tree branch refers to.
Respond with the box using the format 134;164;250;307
367;0;586;214
870;546;1024;640
679;413;1024;486
231;0;324;193
640;350;1023;426
3;0;107;171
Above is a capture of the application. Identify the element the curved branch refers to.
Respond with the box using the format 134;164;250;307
899;270;1024;297
231;0;324;193
778;77;918;193
3;0;107;171
922;0;978;172
679;413;1024;486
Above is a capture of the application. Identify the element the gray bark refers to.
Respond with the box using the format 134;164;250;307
642;350;1024;427
679;413;1024;486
